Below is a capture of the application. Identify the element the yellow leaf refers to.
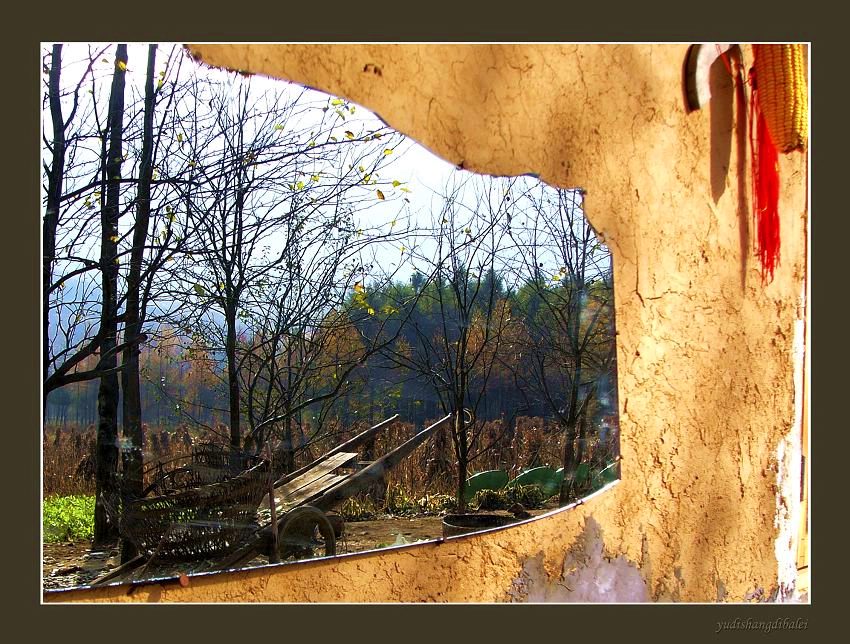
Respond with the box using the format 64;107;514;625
117;60;127;71
400;187;412;193
373;132;382;140
331;98;344;106
376;190;385;200
275;124;284;131
367;307;375;315
400;246;405;253
383;148;393;155
159;70;166;78
344;130;355;140
392;180;401;187
177;133;183;142
110;235;119;243
357;229;363;236
330;136;338;142
311;174;320;182
296;181;305;190
308;140;316;147
354;282;364;293
157;79;163;90
363;174;371;183
358;165;365;173
390;219;396;227
167;213;176;223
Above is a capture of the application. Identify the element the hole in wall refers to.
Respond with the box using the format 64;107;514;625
42;43;620;592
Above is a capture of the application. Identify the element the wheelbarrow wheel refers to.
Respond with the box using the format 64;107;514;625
276;505;337;562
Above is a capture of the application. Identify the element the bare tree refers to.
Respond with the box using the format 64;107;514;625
93;44;128;547
377;175;521;510
237;218;413;475
169;74;406;452
42;43;113;398
508;187;618;503
43;44;193;545
119;44;169;561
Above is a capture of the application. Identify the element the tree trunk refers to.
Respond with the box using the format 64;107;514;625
558;289;584;505
279;342;296;474
558;423;578;504
225;302;241;450
93;44;128;548
454;409;469;511
43;44;65;409
119;44;156;563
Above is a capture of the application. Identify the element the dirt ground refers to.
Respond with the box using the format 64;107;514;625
42;513;449;591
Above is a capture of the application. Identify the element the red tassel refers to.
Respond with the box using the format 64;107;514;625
749;65;781;283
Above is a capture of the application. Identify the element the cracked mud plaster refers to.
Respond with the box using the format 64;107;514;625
54;44;806;603
507;518;649;602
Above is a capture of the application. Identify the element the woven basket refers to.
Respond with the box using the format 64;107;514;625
121;459;272;561
143;443;261;497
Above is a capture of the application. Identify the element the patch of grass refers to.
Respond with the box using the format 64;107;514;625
43;495;95;543
384;484;417;516
338;496;379;522
505;484;545;509
472;488;510;510
417;493;457;515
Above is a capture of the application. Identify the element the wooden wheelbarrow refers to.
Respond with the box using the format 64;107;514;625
93;413;452;585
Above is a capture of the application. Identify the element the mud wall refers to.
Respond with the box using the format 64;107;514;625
46;44;808;603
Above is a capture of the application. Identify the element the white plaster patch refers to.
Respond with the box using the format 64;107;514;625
773;293;806;601
507;517;650;603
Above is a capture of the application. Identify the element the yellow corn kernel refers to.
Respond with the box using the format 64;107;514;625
753;44;808;153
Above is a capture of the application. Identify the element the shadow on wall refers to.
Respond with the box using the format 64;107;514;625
706;45;750;288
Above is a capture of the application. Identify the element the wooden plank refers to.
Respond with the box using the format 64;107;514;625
276;452;357;501
273;415;399;488
311;414;452;512
280;473;348;510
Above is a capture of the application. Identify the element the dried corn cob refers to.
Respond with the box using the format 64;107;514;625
752;44;808;153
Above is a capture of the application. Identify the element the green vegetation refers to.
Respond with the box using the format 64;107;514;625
43;495;95;543
338;496;380;522
463;469;509;502
506;466;562;498
384;484;418;515
338;489;458;522
471;484;547;511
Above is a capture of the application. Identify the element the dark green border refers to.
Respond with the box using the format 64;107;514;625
14;0;838;641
